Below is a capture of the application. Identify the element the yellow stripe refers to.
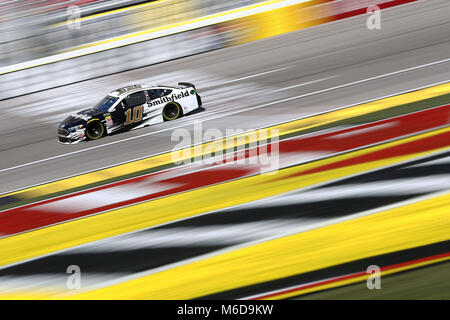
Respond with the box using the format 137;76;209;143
5;254;448;300
0;195;450;300
64;0;290;52
3;82;449;201
71;192;450;299
49;0;171;27
0;128;447;274
239;0;327;43
51;0;283;28
2;0;294;75
267;255;450;299
270;82;450;137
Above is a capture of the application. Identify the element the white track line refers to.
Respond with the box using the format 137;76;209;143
220;67;289;84
0;0;312;75
0;150;447;271
0;60;448;175
0;70;450;178
268;76;336;93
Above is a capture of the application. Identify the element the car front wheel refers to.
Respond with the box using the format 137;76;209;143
85;120;105;140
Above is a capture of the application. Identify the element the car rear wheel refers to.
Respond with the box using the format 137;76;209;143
85;120;105;140
163;102;182;121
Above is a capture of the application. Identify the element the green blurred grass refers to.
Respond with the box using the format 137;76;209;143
296;261;450;300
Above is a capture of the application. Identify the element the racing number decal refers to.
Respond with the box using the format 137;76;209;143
124;106;144;125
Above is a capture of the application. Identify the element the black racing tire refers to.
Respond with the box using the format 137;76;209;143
162;102;183;121
85;119;105;140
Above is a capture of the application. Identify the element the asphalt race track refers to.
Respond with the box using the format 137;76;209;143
0;0;449;299
0;0;449;194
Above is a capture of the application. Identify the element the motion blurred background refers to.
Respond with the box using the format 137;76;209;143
0;0;256;65
1;0;265;98
0;0;449;300
0;0;381;99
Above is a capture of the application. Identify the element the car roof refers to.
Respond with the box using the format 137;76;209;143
109;84;179;98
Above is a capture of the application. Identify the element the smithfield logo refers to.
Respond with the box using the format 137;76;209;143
148;90;190;106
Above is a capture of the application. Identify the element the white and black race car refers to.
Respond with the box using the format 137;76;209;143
58;82;202;144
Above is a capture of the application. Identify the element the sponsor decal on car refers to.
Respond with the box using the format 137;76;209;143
76;129;85;139
148;90;190;107
58;83;201;144
104;113;114;127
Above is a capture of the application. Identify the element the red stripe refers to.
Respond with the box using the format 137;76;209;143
252;251;450;300
330;0;418;21
0;105;448;236
280;104;449;154
294;130;450;177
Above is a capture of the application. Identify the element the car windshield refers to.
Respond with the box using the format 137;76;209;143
92;96;118;112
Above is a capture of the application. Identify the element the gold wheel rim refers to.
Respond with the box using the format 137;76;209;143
164;103;180;120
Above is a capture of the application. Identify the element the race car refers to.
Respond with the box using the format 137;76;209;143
58;82;202;144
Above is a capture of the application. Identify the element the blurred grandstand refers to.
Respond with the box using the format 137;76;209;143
0;0;398;100
0;0;260;66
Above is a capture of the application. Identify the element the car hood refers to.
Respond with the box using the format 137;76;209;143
77;108;100;117
59;109;101;128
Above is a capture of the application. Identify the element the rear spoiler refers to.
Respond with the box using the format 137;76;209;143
178;82;195;89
